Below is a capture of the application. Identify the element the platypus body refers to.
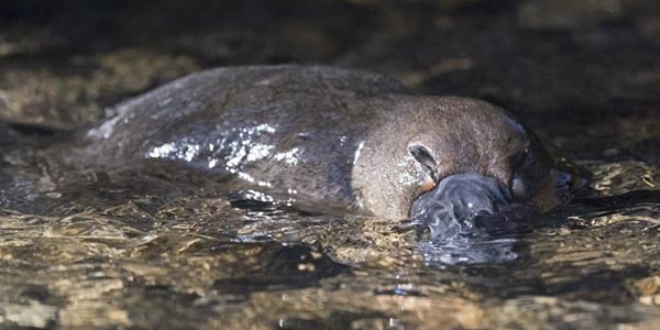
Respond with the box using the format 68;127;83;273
52;65;572;222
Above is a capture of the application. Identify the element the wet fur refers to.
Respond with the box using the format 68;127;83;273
55;65;560;219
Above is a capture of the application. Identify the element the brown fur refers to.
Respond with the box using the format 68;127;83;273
62;65;565;219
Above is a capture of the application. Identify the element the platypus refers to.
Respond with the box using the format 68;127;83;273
50;65;574;230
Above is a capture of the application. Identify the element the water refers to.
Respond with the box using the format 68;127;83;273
1;124;660;329
1;1;660;329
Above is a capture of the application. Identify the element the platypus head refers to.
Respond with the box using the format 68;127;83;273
353;97;580;239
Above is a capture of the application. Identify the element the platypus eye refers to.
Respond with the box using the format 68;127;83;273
409;143;438;181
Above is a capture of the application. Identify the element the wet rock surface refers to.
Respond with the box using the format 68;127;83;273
1;0;660;329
